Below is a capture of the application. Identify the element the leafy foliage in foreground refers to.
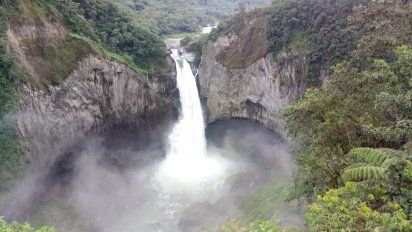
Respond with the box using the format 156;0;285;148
343;148;411;182
307;182;411;231
343;147;412;216
218;220;285;232
196;1;412;230
0;217;54;232
284;44;412;194
283;0;412;230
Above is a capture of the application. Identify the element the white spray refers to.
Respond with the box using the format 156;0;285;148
155;49;229;200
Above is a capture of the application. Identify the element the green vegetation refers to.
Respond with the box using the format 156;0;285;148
115;0;271;35
213;0;412;230
218;220;284;232
205;0;365;71
70;33;147;75
29;201;91;231
10;0;102;86
207;6;250;43
41;38;93;85
307;182;411;231
284;44;412;193
0;0;169;190
45;0;168;73
343;148;411;182
0;217;54;232
306;147;411;231
281;0;412;230
182;34;209;66
19;35;95;86
217;10;269;68
267;0;367;85
201;8;270;69
0;0;23;192
240;180;296;221
1;0;411;230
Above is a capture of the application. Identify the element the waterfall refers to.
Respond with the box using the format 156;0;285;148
155;49;228;198
168;49;207;161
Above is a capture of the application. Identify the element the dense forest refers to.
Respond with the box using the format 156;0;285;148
282;0;412;230
251;0;411;230
49;0;169;72
114;0;271;35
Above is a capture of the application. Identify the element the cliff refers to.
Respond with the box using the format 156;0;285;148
6;1;178;161
198;12;307;136
16;56;178;160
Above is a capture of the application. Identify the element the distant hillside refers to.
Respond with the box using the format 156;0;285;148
114;0;271;35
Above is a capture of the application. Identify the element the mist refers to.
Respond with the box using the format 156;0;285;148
0;49;303;231
0;118;302;231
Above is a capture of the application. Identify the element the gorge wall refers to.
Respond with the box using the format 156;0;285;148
16;57;178;161
7;1;178;162
198;15;308;136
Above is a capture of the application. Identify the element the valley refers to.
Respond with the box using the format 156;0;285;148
0;0;411;231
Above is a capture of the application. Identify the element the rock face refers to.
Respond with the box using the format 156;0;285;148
17;56;178;161
6;1;178;161
198;35;307;136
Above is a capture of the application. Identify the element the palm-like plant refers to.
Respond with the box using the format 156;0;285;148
343;147;411;183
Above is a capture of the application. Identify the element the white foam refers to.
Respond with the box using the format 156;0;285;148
155;49;229;201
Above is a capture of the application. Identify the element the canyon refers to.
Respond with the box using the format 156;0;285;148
3;2;307;230
9;6;311;163
1;1;410;231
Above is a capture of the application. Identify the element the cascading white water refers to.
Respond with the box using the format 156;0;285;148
155;49;228;198
168;49;207;161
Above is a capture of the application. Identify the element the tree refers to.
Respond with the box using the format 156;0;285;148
284;44;412;197
342;147;412;216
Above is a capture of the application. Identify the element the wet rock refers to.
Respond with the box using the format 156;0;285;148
198;35;309;137
17;55;178;161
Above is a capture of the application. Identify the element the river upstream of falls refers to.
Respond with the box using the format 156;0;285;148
0;50;304;231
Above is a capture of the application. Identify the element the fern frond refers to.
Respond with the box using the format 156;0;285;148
343;165;386;182
350;147;393;165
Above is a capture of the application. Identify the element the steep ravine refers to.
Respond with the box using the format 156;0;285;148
2;3;307;229
198;34;308;137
